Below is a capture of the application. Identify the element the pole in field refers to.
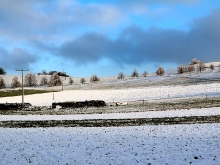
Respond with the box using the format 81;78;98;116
16;69;29;106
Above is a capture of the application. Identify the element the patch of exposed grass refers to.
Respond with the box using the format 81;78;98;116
0;89;54;98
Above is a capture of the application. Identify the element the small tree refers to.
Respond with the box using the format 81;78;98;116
25;73;37;87
177;65;185;74
142;71;148;77
90;75;100;83
190;58;198;65
69;78;74;85
80;78;86;84
0;77;6;89
188;64;195;73
156;66;165;76
0;67;6;75
210;63;215;71
49;73;62;86
11;76;21;88
40;77;48;86
117;72;125;80
131;69;138;78
197;61;206;73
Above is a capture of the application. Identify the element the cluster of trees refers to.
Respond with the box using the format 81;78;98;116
0;72;64;89
177;58;217;74
117;67;164;80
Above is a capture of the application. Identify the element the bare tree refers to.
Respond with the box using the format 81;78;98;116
197;61;206;73
80;78;86;84
131;69;138;78
117;72;125;80
210;63;215;71
25;73;37;87
177;65;185;74
11;76;21;88
40;77;48;86
190;58;199;65
187;64;195;73
142;71;148;77
49;73;62;86
69;77;74;85
156;66;165;76
178;64;195;74
90;75;100;83
0;77;6;89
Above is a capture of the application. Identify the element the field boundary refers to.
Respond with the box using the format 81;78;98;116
1;115;220;128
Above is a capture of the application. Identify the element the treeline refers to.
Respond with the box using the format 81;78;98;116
117;67;165;80
0;72;65;89
0;58;219;89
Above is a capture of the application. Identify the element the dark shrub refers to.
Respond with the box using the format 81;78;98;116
0;67;6;75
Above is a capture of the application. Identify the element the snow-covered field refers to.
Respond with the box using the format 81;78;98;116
0;68;220;164
0;83;220;106
0;124;219;165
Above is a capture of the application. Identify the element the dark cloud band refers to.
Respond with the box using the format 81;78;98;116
54;9;220;66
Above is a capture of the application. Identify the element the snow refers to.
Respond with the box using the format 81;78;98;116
0;70;220;164
0;107;220;121
0;124;219;164
0;83;220;106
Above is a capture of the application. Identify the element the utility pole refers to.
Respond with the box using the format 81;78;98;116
16;69;29;106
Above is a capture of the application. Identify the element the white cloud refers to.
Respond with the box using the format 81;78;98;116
0;0;125;43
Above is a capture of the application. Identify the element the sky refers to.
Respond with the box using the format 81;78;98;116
0;0;220;77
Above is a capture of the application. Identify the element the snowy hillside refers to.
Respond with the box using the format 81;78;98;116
0;64;220;165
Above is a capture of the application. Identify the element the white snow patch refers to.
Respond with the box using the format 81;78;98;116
0;107;220;121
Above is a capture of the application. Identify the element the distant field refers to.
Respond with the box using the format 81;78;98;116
0;90;53;98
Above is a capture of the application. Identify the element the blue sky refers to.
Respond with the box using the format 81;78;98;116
0;0;220;77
